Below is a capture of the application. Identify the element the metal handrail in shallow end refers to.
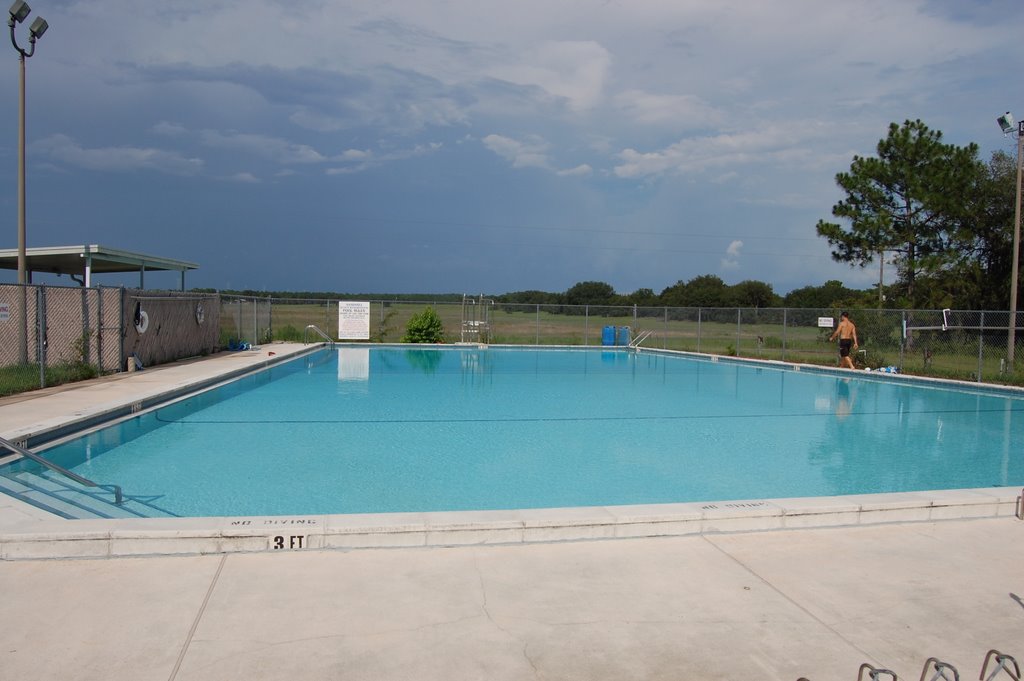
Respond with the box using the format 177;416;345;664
303;324;335;346
0;435;123;505
630;330;654;348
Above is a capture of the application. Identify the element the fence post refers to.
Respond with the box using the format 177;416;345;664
535;304;540;345
585;305;589;346
18;283;27;364
782;308;788;361
736;308;741;355
697;308;702;353
80;287;90;365
96;288;103;373
663;307;668;349
118;287;125;371
899;310;906;369
977;311;985;382
37;286;46;389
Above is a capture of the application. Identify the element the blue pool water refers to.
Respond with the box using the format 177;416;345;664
7;347;1024;517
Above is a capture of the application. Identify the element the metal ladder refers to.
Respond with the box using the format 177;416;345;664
461;295;492;343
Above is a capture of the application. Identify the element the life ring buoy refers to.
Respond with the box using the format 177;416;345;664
195;303;205;325
135;310;149;334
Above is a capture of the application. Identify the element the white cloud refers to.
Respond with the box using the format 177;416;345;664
340;149;371;161
199;130;328;164
557;164;592;177
289;109;349;133
614;90;721;128
487;40;611;111
33;134;204;175
481;135;589;177
721;240;743;269
325;142;442;174
223;172;260;183
612;121;831;180
482;133;551;170
151;121;187;136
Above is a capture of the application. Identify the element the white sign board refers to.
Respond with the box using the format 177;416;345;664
0;303;9;322
817;317;834;328
338;301;371;340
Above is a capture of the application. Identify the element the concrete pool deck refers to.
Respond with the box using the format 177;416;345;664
1;345;1023;679
0;342;1021;559
1;519;1022;680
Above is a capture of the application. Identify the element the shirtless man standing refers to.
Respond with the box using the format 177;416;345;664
829;311;859;369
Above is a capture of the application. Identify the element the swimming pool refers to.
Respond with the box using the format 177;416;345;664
3;346;1023;519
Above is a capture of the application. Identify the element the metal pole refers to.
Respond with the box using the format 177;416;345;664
17;53;24;284
17;54;26;364
1008;128;1023;370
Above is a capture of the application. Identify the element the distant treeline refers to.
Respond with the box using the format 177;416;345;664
195;276;877;309
193;288;466;303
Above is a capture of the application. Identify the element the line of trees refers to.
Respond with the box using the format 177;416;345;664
496;277;872;309
200;279;874;310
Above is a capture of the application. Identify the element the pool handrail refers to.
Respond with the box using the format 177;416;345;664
0;435;123;505
304;324;335;346
630;329;654;348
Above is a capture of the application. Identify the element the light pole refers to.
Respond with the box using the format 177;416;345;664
997;112;1023;371
8;0;46;364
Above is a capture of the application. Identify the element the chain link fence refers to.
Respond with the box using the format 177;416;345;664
217;296;1024;386
1;284;219;397
4;288;1023;397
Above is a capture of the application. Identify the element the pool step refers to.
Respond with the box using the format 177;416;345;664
0;469;175;519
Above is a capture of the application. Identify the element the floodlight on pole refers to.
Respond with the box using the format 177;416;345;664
997;111;1023;372
8;0;28;24
8;0;46;364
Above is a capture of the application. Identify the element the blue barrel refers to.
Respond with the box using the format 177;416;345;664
617;326;631;346
602;325;616;346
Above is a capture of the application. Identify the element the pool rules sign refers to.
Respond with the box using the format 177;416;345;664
338;301;371;340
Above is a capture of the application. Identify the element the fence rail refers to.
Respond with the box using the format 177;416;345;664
2;284;1022;398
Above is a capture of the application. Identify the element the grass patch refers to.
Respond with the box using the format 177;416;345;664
0;361;100;397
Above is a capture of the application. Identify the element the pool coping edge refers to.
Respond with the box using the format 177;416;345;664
2;487;1021;560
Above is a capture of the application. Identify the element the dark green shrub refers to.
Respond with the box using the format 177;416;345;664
402;306;445;343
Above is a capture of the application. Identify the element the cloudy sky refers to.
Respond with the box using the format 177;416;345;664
1;0;1022;295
